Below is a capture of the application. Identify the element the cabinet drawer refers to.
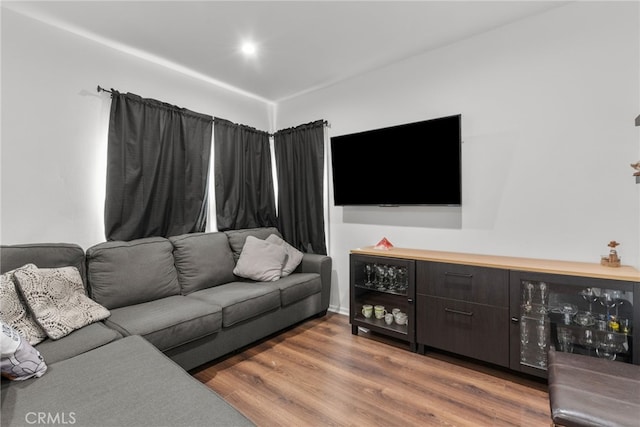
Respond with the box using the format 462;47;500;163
416;261;508;306
417;295;509;367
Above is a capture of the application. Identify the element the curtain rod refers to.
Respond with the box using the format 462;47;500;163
98;85;330;133
269;120;331;137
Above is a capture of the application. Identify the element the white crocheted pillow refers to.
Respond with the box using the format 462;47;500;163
14;266;110;340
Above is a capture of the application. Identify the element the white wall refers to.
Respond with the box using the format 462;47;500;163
276;2;640;314
1;9;272;250
2;3;638;317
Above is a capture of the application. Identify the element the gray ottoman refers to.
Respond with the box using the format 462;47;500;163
1;335;254;427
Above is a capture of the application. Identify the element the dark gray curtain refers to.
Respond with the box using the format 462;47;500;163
213;117;277;231
274;120;327;254
105;91;212;241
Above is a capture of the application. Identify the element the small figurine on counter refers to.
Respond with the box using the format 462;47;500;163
600;240;621;268
631;161;640;176
373;237;394;250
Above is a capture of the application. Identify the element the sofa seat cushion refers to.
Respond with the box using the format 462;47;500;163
104;296;222;352
34;322;122;365
273;273;322;306
86;237;181;309
0;335;254;427
169;232;237;294
188;282;281;327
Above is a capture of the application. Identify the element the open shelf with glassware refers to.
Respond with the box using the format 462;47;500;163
510;271;636;378
349;254;416;351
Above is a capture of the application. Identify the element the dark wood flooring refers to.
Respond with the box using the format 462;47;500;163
191;312;550;426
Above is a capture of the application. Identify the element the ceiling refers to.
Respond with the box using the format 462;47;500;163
2;1;569;103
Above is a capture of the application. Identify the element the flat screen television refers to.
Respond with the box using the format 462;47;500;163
330;114;462;206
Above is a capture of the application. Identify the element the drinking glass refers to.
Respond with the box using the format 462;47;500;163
556;327;573;353
559;303;578;325
579;329;594;348
596;333;618;361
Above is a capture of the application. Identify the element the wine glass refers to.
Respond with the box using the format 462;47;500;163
364;264;372;286
387;266;397;291
520;318;530;362
375;265;386;290
579;288;598;314
396;267;406;291
610;290;626;317
598;290;617;321
372;264;380;286
523;281;533;313
538;282;548;314
536;321;548;368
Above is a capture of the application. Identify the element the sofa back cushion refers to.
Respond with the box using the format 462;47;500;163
224;227;282;262
0;243;87;286
169;232;237;294
86;237;180;309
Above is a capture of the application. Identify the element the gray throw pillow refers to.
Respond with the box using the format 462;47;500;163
233;236;287;282
265;234;303;277
225;227;282;262
14;266;110;340
0;264;47;345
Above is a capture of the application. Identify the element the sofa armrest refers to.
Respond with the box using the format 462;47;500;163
297;253;332;311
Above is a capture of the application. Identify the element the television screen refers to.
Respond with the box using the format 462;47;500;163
330;114;461;206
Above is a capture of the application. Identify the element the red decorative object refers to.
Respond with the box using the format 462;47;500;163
373;237;394;250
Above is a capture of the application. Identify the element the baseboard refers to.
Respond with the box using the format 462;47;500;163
328;305;349;317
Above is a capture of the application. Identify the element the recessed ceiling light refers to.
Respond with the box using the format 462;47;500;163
241;41;257;56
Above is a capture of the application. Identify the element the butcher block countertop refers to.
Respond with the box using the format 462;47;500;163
350;246;640;283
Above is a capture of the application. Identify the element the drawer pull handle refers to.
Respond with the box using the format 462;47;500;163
444;272;473;279
445;308;474;317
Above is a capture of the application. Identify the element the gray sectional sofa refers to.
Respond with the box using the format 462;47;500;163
1;227;332;426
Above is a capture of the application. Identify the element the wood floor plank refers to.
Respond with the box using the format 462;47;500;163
191;312;550;426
